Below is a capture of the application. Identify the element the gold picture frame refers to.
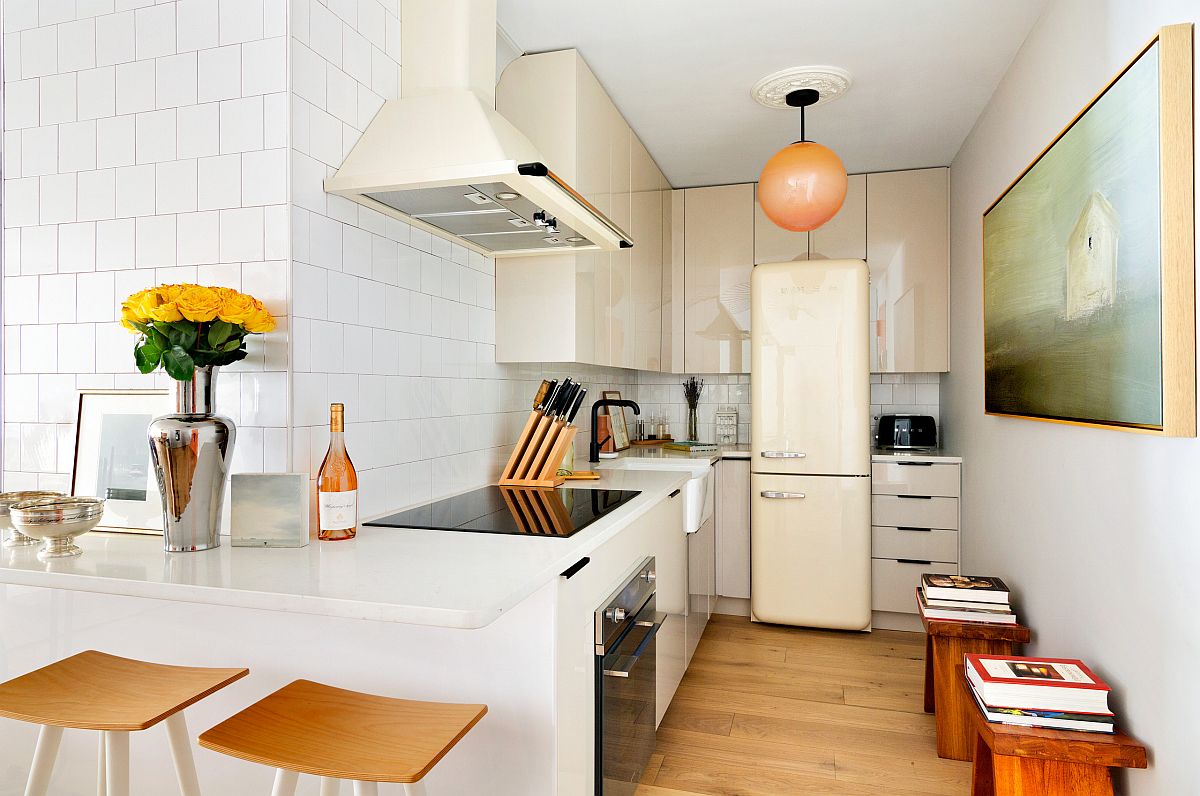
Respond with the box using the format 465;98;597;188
981;24;1195;436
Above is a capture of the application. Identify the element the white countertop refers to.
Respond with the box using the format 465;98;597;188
871;448;962;464
0;469;689;630
602;443;750;465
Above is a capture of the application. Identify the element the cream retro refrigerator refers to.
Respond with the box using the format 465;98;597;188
750;259;871;630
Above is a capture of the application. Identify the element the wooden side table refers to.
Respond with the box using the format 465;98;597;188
922;610;1031;761
959;668;1147;795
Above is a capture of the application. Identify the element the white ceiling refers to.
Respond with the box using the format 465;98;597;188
496;1;1047;187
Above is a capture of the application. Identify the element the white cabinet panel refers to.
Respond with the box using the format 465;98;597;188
631;135;664;371
871;558;957;613
810;173;866;261
871;494;959;530
871;526;959;563
870;461;961;497
716;459;750;599
754;184;809;264
867;168;949;372
684;184;753;374
685;514;715;665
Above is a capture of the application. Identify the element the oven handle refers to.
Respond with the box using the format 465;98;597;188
602;612;665;678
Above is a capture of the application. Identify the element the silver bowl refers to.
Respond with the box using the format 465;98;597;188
11;497;106;561
0;491;65;548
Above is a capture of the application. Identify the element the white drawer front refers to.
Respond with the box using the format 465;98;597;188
871;462;960;497
872;558;958;613
872;495;958;530
872;526;958;563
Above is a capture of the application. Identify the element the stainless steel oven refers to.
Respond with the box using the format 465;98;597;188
595;557;662;795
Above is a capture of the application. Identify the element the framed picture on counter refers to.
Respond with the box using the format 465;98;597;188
601;390;630;451
72;389;173;534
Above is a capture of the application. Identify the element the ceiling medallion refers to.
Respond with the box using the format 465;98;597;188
751;66;853;109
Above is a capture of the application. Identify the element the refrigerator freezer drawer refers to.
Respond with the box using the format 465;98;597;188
750;474;871;630
871;558;958;613
871;494;959;530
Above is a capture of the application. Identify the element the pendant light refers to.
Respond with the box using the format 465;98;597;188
757;88;848;232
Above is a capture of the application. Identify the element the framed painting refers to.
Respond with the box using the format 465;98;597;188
72;389;173;534
982;24;1194;436
601;390;630;451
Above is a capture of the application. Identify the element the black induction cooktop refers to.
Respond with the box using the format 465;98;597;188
364;486;641;538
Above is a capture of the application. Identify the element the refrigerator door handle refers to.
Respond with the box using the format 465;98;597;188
760;490;806;499
760;451;806;459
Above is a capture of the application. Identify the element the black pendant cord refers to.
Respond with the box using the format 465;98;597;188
801;104;806;143
785;88;820;144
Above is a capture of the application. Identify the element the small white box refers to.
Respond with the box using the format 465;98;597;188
231;473;310;548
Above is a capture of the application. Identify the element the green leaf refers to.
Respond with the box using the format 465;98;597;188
147;328;169;351
129;320;153;335
207;320;233;348
166;321;197;350
161;346;196;381
134;342;163;374
220;338;243;352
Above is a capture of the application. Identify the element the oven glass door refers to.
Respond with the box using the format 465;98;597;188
597;595;660;795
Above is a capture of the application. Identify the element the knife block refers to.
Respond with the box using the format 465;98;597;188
499;410;577;489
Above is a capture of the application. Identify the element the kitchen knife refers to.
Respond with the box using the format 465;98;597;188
548;378;574;417
532;379;553;411
541;379;564;414
566;387;587;424
555;382;581;419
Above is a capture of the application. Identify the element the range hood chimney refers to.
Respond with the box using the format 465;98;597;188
324;0;634;257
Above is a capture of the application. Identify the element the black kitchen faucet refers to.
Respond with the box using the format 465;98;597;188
589;399;641;463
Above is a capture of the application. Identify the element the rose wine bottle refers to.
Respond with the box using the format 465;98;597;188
317;403;358;541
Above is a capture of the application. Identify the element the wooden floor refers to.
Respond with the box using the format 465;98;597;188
635;614;971;796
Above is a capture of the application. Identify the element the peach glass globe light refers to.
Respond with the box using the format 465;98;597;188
757;140;848;232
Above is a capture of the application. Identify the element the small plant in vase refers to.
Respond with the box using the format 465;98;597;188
120;284;275;552
683;376;704;441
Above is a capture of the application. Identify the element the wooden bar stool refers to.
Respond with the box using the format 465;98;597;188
922;611;1031;761
199;679;487;795
0;650;248;796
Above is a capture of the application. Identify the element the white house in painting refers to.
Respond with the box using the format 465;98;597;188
1065;192;1120;320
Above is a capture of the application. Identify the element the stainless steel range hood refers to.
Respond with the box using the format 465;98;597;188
323;0;633;257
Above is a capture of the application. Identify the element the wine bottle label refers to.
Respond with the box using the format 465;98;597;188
318;489;358;531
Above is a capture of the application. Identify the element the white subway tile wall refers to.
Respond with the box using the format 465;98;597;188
2;1;290;499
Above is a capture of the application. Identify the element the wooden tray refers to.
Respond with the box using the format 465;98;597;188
631;438;673;446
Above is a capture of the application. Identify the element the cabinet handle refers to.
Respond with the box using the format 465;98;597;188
761;491;806;499
668;489;681;499
897;559;933;565
897;462;934;467
560;557;590;579
897;526;933;533
896;494;933;500
761;451;806;459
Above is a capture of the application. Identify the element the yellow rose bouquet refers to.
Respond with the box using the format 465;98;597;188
120;283;276;380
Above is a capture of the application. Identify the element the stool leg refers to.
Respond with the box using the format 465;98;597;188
23;725;63;796
271;769;299;796
98;732;107;796
353;783;379;796
165;713;202;796
320;778;341;796
401;784;427;796
104;731;130;796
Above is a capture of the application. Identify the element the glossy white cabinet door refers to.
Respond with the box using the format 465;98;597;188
810;173;866;260
662;189;686;372
685;514;715;665
715;459;750;599
867;168;950;372
750;473;872;630
630;135;664;370
751;260;871;477
684;184;754;374
754;184;810;264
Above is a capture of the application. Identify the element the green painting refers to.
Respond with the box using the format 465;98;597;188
983;43;1163;429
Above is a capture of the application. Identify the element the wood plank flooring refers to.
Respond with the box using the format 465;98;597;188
636;614;971;796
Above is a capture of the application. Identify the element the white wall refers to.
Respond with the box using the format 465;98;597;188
1;0;291;492
944;2;1200;792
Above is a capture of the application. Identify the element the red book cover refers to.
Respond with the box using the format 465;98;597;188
966;654;1111;692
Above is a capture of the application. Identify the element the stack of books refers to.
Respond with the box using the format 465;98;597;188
965;653;1115;733
917;574;1016;624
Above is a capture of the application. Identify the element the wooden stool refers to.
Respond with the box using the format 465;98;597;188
199;679;487;795
922;612;1031;761
959;667;1147;795
0;650;248;796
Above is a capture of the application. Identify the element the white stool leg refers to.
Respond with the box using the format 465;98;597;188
23;725;63;796
97;731;107;796
320;778;341;796
401;783;427;796
352;783;379;796
271;769;299;796
165;712;202;796
104;731;130;796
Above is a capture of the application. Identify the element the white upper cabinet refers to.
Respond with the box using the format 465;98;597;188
811;174;866;261
630;135;665;371
684;184;754;374
754;185;809;265
867;168;949;372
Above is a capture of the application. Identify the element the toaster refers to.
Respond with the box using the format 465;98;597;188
876;414;937;449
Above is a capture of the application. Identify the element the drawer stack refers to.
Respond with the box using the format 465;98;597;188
870;460;961;616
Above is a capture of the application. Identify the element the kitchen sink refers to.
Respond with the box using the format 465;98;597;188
596;458;714;534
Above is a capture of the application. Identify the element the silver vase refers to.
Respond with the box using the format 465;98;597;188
147;366;236;552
